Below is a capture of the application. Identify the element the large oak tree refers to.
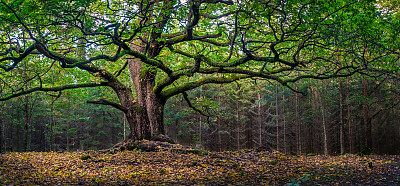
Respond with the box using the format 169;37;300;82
0;0;398;142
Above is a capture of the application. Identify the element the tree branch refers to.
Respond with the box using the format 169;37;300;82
0;44;37;71
87;99;127;112
34;42;173;76
0;82;109;101
202;0;234;5
162;75;249;98
370;99;400;121
182;92;211;117
165;33;222;45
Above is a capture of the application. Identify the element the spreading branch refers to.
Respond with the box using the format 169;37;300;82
87;99;127;112
0;82;109;101
0;44;37;71
162;75;250;99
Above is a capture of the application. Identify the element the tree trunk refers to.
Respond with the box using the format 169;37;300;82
236;101;240;151
9;106;14;151
398;119;400;154
23;96;30;152
218;114;222;152
346;79;353;154
218;90;222;152
339;79;345;154
106;59;165;141
123;113;126;141
282;93;287;154
199;115;202;147
275;85;280;151
92;1;167;142
319;84;328;155
123;96;165;141
257;92;262;147
311;86;318;153
50;99;54;151
0;110;2;153
362;79;372;149
295;88;302;155
66;120;70;151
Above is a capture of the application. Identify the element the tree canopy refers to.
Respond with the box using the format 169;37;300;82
0;0;399;140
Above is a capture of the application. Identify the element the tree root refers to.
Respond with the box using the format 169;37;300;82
100;134;206;155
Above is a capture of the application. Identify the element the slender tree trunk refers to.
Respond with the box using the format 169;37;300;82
362;79;372;149
319;84;328;155
66;120;70;151
397;118;400;153
295;88;302;155
313;85;327;155
50;101;54;151
311;87;317;153
321;101;328;155
275;85;280;151
283;93;287;154
218;91;222;152
257;92;262;147
123;113;126;141
346;79;353;153
348;112;353;153
236;101;240;151
0;110;2;153
23;96;30;152
9;115;13;152
339;79;345;154
199;115;202;147
218;115;222;152
0;92;3;153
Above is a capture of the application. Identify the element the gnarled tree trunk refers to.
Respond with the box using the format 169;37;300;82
109;74;165;141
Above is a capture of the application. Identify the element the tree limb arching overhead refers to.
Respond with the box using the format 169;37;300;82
0;0;398;140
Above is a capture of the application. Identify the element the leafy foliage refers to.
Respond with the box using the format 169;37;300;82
0;150;399;185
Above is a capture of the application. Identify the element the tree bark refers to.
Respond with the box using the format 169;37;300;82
199;115;202;147
218;89;222;152
66;120;70;151
311;86;318;153
123;44;165;140
339;79;345;154
23;96;30;152
295;87;302;155
346;79;353;153
320;83;328;155
275;85;280;151
83;1;169;142
123;113;126;141
282;93;287;154
362;79;372;149
257;92;263;147
236;101;240;151
0;109;2;153
398;118;400;154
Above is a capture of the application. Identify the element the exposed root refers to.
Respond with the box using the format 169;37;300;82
100;134;189;154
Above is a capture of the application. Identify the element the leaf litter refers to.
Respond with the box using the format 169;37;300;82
1;148;400;185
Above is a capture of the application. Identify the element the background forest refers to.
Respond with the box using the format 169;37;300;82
1;75;399;155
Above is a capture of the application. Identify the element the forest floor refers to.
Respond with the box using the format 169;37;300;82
1;145;400;185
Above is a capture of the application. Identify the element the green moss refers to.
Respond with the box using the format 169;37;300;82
80;155;91;160
165;34;187;44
